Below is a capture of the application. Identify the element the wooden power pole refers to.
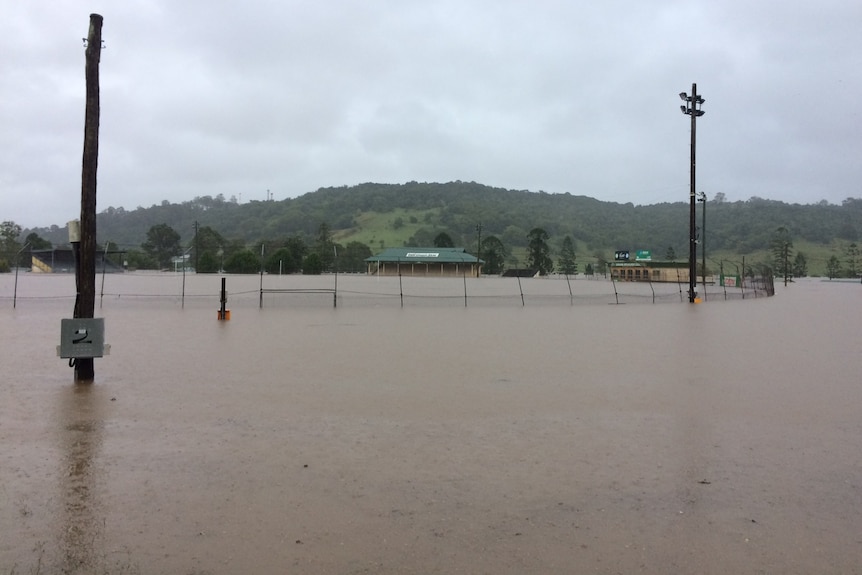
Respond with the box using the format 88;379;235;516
74;13;103;381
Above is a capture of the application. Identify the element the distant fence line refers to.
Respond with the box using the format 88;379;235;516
4;269;775;309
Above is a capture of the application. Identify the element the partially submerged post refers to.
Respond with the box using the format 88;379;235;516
258;244;265;309
73;14;104;381
218;277;230;320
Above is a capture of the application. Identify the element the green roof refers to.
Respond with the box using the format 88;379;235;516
365;247;482;264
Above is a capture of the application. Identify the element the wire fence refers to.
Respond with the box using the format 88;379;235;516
3;269;775;311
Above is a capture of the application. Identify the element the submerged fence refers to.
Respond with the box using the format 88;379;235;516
4;269;775;310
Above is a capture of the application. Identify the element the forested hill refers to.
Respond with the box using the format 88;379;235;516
29;181;862;257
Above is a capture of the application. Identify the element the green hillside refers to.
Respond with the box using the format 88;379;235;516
16;181;862;276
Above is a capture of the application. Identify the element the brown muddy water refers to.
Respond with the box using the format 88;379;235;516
1;273;861;574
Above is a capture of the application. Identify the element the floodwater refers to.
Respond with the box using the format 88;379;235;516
1;273;861;574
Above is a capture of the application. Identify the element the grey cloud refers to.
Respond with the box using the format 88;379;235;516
2;0;860;228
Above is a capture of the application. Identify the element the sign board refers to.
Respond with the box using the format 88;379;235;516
614;250;630;261
721;275;741;288
59;318;105;358
635;250;652;261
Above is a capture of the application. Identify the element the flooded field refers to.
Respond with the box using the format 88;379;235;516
1;273;860;574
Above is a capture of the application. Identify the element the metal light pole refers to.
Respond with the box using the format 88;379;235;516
475;223;482;277
698;191;706;300
181;246;193;308
680;84;705;303
13;242;31;309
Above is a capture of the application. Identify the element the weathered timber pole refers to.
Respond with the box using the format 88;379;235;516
74;13;103;381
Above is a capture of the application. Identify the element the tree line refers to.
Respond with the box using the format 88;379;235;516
87;223;571;276
124;222;375;275
4;216;860;281
5;182;862;277
4;217;581;277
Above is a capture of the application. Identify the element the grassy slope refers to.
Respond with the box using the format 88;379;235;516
332;208;440;249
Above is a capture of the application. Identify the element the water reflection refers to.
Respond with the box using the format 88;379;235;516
57;382;105;573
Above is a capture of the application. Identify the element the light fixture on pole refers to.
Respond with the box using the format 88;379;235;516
679;84;705;303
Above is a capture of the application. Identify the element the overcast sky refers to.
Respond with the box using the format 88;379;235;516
2;0;860;229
